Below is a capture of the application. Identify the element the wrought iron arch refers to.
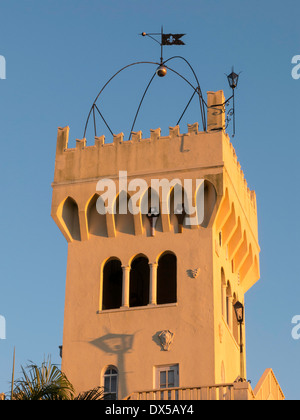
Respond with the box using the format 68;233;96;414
83;58;207;140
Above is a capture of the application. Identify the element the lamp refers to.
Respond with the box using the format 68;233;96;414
233;300;245;381
227;68;239;90
234;300;244;323
225;67;240;137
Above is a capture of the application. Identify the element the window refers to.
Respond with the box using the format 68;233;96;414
61;197;81;241
169;184;186;233
129;255;150;307
87;194;108;237
157;252;177;304
141;188;162;236
156;365;179;400
103;366;118;400
221;268;226;318
200;180;217;228
114;191;135;235
102;259;123;310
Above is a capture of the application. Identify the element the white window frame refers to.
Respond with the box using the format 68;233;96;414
155;364;179;399
103;366;118;400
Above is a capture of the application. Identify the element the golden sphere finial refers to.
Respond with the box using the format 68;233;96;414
156;65;167;77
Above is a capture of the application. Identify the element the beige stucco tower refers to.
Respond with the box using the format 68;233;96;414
51;89;283;400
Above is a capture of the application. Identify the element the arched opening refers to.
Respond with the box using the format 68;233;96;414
62;197;81;241
169;184;187;233
103;366;118;400
102;258;123;310
221;268;226;318
215;188;230;232
129;255;150;308
87;194;108;237
228;217;242;260
141;187;162;236
157;252;177;305
200;180;217;228
114;191;135;235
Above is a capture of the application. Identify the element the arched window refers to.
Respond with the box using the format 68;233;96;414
157;252;177;305
169;184;186;233
62;197;81;241
102;259;122;310
87;194;108;237
141;187;162;236
114;191;135;235
129;255;150;308
103;366;118;400
199;180;217;228
221;268;226;318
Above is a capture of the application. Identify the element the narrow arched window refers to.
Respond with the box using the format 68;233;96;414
157;252;177;304
199;180;217;228
129;255;150;307
102;259;122;310
169;184;186;233
87;194;108;237
62;197;81;241
221;268;226;318
114;191;135;235
103;366;118;400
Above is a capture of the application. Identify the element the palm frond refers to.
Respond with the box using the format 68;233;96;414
12;357;74;400
73;386;105;400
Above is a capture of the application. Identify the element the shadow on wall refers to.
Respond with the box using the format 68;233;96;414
90;333;135;399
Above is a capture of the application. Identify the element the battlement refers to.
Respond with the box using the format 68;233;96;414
53;126;256;210
53;122;223;181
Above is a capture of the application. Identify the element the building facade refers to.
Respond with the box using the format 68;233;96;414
51;90;284;400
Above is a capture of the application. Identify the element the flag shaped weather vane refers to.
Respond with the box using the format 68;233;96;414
141;27;185;77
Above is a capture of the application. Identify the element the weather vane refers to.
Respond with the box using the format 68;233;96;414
140;26;185;77
83;28;240;140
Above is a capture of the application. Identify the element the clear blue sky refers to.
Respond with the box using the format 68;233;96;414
0;0;299;400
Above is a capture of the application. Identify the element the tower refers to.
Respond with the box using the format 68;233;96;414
51;86;265;399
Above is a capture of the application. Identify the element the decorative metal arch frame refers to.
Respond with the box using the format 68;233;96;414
83;56;208;140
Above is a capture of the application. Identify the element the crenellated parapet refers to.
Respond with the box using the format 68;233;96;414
53;125;256;213
53;122;223;183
